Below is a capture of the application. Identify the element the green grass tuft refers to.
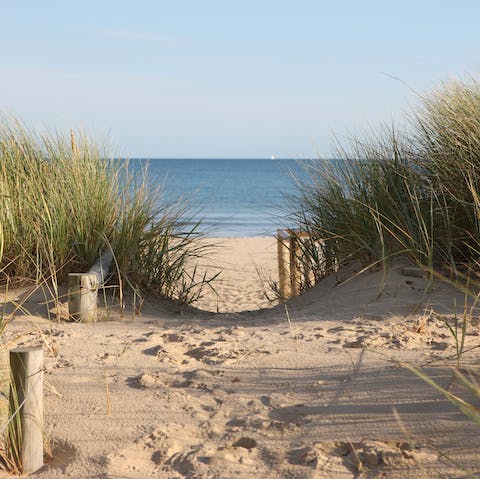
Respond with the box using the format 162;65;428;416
0;118;215;307
293;75;480;281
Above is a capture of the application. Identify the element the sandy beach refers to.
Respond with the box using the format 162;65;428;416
3;2;480;477
1;237;480;478
193;237;279;313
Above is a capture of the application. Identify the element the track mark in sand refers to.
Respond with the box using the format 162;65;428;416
134;371;180;388
141;325;274;367
184;343;271;365
179;368;225;391
121;367;283;477
268;403;314;427
203;441;260;468
107;424;272;478
106;427;200;478
44;439;77;474
287;440;438;476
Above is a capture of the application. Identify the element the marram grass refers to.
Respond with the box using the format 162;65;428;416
293;75;480;280
0;119;215;306
293;75;480;473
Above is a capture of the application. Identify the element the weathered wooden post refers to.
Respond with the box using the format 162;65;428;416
278;229;313;299
68;250;113;323
8;346;44;474
277;229;291;299
68;273;98;322
289;231;307;296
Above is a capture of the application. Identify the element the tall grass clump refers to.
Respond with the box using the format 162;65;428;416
413;78;480;265
292;75;480;473
0;118;214;306
293;75;480;279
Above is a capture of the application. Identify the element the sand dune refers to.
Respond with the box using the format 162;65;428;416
1;238;480;478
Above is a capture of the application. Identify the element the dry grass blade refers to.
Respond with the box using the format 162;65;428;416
284;304;299;352
404;364;480;425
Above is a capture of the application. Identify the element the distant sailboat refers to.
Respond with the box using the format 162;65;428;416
270;155;276;160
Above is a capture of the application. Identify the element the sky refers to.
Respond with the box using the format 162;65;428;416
1;1;479;158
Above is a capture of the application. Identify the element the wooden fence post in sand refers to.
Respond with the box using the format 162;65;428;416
68;251;113;323
289;233;301;297
277;229;291;299
8;346;44;474
278;229;312;299
68;273;98;323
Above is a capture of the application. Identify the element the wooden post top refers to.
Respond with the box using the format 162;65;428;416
10;346;43;354
277;228;311;239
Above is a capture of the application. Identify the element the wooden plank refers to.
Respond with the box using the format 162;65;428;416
88;251;113;286
8;347;43;474
278;229;313;298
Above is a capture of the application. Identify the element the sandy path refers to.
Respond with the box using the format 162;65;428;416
1;238;480;478
192;237;278;312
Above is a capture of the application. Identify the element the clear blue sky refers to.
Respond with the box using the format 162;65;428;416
1;1;479;158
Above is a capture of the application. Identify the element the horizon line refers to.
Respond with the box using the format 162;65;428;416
117;157;326;161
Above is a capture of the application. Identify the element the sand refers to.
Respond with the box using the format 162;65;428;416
193;237;278;312
1;237;480;478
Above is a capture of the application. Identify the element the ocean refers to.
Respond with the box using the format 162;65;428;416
130;159;304;237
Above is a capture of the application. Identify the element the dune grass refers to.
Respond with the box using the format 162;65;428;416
0;119;215;308
293;76;480;283
292;75;480;471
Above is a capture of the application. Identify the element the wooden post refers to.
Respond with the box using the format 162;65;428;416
8;347;43;474
278;229;313;299
68;273;98;322
289;234;300;296
277;229;291;299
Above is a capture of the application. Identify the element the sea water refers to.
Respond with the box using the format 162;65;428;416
130;159;304;237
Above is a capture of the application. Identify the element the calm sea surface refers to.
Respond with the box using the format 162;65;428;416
130;159;304;237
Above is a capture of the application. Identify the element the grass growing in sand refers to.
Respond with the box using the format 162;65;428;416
293;76;480;282
292;74;480;473
0;119;218;472
0;118;215;307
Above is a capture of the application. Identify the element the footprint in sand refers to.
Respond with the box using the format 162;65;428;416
107;428;199;478
292;440;439;476
179;368;226;390
108;425;267;478
162;332;187;343
268;403;314;427
134;372;178;388
203;439;259;468
44;440;77;474
184;343;255;365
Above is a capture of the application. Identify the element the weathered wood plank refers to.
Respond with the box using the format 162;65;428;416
88;251;113;286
